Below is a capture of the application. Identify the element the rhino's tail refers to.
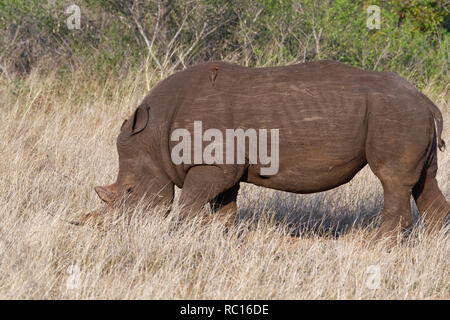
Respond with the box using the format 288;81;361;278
421;93;446;151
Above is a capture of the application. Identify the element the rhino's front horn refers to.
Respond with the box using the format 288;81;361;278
95;184;118;203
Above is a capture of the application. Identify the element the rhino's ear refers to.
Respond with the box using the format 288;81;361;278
131;106;150;135
95;184;118;203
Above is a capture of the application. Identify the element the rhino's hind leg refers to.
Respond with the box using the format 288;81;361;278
366;148;421;240
412;152;450;233
376;184;414;240
367;157;421;241
366;147;424;240
365;105;434;241
209;183;240;229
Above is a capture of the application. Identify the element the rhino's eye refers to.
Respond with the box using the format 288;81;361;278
126;187;133;193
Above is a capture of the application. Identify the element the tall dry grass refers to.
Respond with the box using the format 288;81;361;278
0;67;448;299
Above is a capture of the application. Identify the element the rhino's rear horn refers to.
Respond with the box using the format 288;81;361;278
95;184;118;203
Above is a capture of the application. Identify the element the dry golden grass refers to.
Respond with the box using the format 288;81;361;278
0;68;448;299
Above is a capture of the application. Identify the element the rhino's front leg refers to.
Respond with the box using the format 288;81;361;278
177;165;242;226
209;183;240;229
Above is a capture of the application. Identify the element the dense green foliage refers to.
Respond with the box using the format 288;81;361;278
0;0;448;91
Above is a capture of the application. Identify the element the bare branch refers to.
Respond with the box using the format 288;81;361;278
125;2;162;70
373;40;390;71
0;63;11;81
168;22;208;73
150;2;161;50
162;8;193;69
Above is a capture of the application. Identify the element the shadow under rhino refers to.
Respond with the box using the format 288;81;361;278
235;187;427;239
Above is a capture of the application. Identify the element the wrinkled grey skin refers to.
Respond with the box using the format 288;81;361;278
78;60;449;238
